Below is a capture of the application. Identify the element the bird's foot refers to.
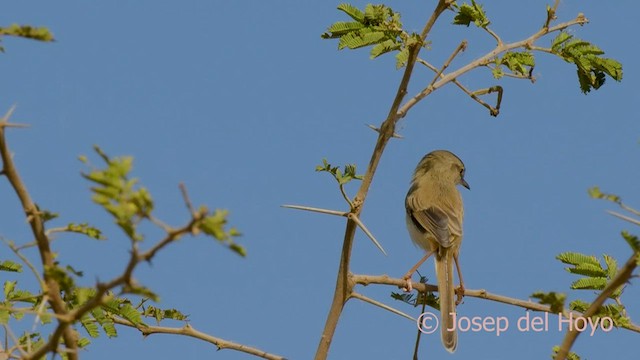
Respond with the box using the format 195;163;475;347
402;275;413;292
455;285;465;305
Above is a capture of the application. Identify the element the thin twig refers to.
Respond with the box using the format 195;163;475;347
347;214;387;256
350;292;414;321
281;204;348;217
544;0;562;28
338;184;355;210
607;210;640;227
418;58;501;115
427;40;467;89
179;182;196;216
2;238;45;289
484;27;503;45
112;317;287;360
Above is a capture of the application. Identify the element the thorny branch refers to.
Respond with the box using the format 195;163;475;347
312;2;592;359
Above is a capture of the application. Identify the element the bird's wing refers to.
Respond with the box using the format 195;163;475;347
408;206;453;248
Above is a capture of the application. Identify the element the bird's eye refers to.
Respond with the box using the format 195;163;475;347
460;168;465;177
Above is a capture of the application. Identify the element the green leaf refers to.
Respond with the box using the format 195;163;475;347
370;39;402;59
4;281;16;299
552;346;581;360
603;254;618;280
550;33;623;93
322;21;365;39
91;307;117;337
77;337;91;348
198;210;245;257
500;51;535;76
143;305;188;324
0;24;54;42
556;252;600;267
570;277;607;290
565;263;606;277
551;32;572;52
531;291;565;313
323;3;407;63
65;223;106;240
337;3;365;23
453;0;490;28
338;29;386;50
82;146;153;242
621;231;640;252
395;46;410;69
80;314;100;338
0;310;9;324
569;299;589;313
587;186;621;204
0;260;22;273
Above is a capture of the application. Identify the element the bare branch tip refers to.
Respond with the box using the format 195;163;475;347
281;204;347;217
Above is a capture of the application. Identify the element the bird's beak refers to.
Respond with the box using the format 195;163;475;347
461;178;470;190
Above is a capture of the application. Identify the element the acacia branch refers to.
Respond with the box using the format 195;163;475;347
351;274;640;333
0;107;79;359
24;195;203;360
314;4;456;359
398;15;588;119
111;317;286;360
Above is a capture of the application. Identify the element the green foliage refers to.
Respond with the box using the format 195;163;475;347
621;231;640;253
531;291;566;313
322;3;423;69
452;0;490;28
493;51;535;79
81;146;245;256
198;209;245;257
81;146;153;242
0;260;22;273
143;305;188;324
552;346;581;360
569;299;629;328
45;265;76;293
316;158;364;185
64;223;106;240
588;186;622;204
0;24;54;52
556;252;623;298
550;32;623;93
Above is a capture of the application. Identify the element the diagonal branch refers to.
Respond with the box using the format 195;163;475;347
111;317;286;360
0;107;79;359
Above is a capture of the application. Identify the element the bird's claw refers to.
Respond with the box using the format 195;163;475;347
455;285;465;305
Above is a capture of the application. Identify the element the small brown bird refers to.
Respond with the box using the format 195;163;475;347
404;150;469;353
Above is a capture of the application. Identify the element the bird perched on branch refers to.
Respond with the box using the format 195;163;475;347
403;150;469;353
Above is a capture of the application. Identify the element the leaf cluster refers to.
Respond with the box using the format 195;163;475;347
554;251;629;327
492;51;535;79
316;158;364;185
0;24;54;52
452;0;490;28
321;3;423;69
550;32;623;93
81;146;153;241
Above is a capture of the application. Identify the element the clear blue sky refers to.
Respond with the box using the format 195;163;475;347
1;1;638;359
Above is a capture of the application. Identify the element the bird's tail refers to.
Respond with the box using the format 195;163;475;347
435;249;457;353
